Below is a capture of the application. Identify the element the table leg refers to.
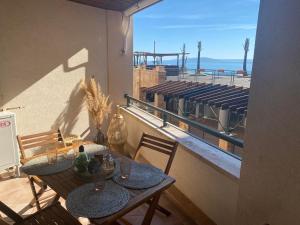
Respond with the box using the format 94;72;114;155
141;194;160;225
51;194;60;204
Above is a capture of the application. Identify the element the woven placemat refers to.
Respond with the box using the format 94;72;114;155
21;156;73;176
113;162;166;189
66;181;130;218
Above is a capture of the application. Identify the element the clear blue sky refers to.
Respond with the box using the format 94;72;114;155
133;0;260;59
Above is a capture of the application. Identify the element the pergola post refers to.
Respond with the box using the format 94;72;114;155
218;108;229;131
178;98;189;131
154;93;166;117
218;108;232;151
195;103;200;118
203;104;213;118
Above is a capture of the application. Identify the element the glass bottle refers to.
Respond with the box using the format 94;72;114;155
74;145;89;173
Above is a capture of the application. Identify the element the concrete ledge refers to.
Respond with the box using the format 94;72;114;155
120;106;241;182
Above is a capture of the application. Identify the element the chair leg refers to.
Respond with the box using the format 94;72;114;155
155;204;171;217
118;217;133;225
147;198;172;217
28;177;41;210
142;194;161;225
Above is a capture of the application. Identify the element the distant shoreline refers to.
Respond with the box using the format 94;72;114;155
148;57;253;73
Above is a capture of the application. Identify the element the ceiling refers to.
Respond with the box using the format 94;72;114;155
69;0;141;12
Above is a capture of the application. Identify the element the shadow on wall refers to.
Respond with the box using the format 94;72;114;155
51;82;84;136
51;80;97;141
0;0;109;137
0;0;107;106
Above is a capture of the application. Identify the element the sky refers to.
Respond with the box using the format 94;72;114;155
133;0;260;59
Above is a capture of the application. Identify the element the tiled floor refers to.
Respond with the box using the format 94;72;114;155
0;170;197;225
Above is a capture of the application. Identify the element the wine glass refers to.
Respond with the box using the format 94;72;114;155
93;172;105;192
47;148;57;165
120;157;131;180
88;158;105;192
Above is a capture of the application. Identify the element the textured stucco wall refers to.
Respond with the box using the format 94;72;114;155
236;1;300;224
0;0;132;137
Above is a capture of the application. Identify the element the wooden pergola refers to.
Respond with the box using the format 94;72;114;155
133;52;190;67
144;81;249;115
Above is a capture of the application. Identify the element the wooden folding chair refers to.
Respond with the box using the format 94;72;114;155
0;201;81;225
119;133;178;225
134;133;178;216
17;129;65;210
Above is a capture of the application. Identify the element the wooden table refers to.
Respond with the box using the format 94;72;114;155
38;156;175;225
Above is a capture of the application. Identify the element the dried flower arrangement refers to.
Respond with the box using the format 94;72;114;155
81;77;112;130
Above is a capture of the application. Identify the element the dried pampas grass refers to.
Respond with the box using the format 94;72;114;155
81;77;112;129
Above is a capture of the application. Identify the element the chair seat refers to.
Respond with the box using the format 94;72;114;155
15;202;80;225
17;129;66;210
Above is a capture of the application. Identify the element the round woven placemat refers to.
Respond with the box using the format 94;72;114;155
66;181;130;218
21;156;73;176
113;162;166;189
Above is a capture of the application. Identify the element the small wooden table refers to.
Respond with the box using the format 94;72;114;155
38;156;175;225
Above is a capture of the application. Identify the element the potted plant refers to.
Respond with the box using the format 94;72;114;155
81;77;112;144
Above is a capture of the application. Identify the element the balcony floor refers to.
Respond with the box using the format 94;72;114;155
0;170;197;225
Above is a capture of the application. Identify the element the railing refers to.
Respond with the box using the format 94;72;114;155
134;65;251;76
182;69;252;84
124;94;244;159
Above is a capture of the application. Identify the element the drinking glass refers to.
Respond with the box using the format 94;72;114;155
94;152;104;164
47;148;58;164
120;157;131;180
93;171;106;192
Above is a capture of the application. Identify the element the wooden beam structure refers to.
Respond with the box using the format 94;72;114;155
143;81;250;115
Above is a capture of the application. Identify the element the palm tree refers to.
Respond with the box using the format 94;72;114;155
243;38;250;76
197;41;202;74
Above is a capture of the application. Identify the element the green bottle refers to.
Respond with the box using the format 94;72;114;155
74;145;89;173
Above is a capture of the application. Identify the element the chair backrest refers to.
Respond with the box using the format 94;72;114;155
134;133;178;175
17;129;65;161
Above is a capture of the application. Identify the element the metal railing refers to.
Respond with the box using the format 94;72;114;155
124;94;244;158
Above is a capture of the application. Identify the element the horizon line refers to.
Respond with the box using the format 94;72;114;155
132;55;254;61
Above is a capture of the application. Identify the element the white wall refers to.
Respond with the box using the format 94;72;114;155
236;1;300;224
107;11;133;105
0;0;132;137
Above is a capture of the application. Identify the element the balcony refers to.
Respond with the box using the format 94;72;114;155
1;1;300;225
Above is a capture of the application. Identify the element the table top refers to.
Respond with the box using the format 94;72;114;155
38;155;175;225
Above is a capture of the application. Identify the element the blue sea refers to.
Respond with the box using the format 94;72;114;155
156;57;253;75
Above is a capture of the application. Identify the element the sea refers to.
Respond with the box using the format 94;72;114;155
156;57;253;75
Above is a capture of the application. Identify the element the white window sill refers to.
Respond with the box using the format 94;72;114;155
121;106;241;182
